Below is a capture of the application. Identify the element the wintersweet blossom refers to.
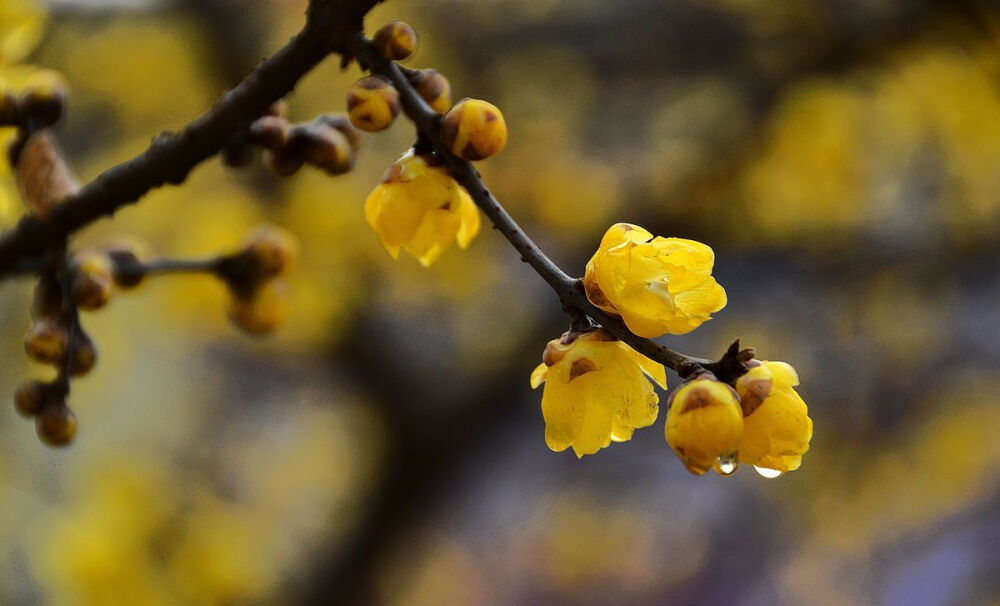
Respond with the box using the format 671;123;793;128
530;328;666;457
584;223;727;338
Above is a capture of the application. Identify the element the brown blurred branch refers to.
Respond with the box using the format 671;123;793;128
0;0;382;278
349;34;753;383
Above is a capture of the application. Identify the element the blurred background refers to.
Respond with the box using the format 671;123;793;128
2;0;1000;604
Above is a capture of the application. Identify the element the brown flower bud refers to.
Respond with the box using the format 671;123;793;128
24;318;67;364
14;380;49;417
36;404;77;447
266;100;288;117
228;280;289;335
300;124;355;176
248;115;289;150
347;77;400;132
264;145;305;178
70;330;98;376
315;114;361;150
71;251;114;310
241;224;300;280
104;240;147;289
18;71;68;130
412;69;452;114
373;21;418;61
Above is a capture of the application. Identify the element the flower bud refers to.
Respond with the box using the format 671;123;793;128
664;374;744;476
266;100;288;117
315;114;361;150
441;98;507;160
18;70;68;129
299;123;355;175
14;380;49;417
412;69;452;114
373;21;418;61
31;274;63;319
347;76;400;132
71;251;114;310
36;404;77;447
70;330;98;376
241;224;299;280
248;115;289;150
24;318;67;364
104;240;148;289
264;145;305;178
228;280;289;334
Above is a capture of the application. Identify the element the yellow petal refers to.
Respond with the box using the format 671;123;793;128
530;363;548;389
456;191;480;248
765;360;800;387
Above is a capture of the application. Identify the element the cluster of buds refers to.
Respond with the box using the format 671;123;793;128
222;102;361;178
215;225;299;334
11;226;301;447
355;21;508;266
16;242;145;446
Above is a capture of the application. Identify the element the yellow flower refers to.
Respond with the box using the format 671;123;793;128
736;361;813;474
584;223;727;338
664;375;744;475
364;150;481;267
529;328;666;458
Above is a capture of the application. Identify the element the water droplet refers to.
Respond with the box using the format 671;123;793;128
714;453;739;476
754;465;783;479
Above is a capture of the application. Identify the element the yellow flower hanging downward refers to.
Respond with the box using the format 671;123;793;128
530;328;666;458
735;361;813;475
584;223;727;338
364;150;480;267
664;374;744;476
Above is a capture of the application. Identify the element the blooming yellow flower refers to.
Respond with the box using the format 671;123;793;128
584;223;727;338
736;360;812;474
530;328;666;458
364;150;480;267
664;375;743;475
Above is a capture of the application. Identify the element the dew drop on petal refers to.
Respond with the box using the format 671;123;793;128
754;465;783;479
714;453;739;476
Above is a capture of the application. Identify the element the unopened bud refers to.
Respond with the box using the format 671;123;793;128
373;21;418;61
347;77;400;132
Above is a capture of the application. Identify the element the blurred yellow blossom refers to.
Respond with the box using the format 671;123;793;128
0;0;45;64
364;150;480;267
530;328;666;457
584;223;727;338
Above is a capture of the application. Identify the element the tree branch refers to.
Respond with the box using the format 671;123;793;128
348;34;751;382
0;0;381;278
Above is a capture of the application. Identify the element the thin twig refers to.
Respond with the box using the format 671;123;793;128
349;33;752;382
